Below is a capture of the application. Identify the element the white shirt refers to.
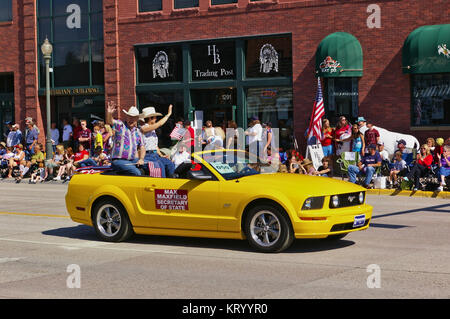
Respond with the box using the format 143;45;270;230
62;124;72;142
172;151;191;168
248;123;262;144
142;125;158;151
51;128;60;145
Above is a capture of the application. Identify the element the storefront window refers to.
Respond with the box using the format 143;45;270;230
324;77;359;125
37;0;104;89
136;46;183;84
411;74;450;126
175;0;199;9
0;0;12;22
0;74;14;140
211;0;237;5
245;36;292;78
191;88;237;127
191;42;236;81
139;0;162;12
246;87;293;149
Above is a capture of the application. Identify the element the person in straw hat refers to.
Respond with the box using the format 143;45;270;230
139;104;175;178
105;101;145;176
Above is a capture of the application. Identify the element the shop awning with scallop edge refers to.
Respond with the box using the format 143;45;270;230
402;24;450;74
315;32;363;78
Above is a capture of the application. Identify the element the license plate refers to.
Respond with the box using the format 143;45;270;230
353;214;366;228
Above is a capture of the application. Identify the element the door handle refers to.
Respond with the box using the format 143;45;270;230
144;187;155;192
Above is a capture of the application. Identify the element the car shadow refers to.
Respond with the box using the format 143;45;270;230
42;226;355;253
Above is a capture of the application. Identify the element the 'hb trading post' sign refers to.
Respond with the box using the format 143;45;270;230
155;189;189;211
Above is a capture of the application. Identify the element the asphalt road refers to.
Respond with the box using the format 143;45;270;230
0;182;449;299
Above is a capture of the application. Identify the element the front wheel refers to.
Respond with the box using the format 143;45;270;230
92;198;133;242
244;205;294;253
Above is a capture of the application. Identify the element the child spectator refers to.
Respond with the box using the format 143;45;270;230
78;119;92;152
321;119;334;157
436;145;450;192
92;146;110;166
388;151;406;189
45;144;65;180
317;157;332;177
30;162;45;184
92;125;103;152
54;147;75;181
350;124;365;156
364;123;380;151
301;159;317;175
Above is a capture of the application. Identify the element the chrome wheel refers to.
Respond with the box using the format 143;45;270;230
250;210;281;248
96;204;122;238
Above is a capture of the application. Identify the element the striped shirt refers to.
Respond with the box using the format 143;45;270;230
111;120;143;161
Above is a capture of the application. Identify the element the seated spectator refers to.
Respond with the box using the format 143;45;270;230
347;144;382;188
426;137;436;155
403;144;433;191
54;147;75;181
30;162;45;184
45;144;65;180
16;143;44;183
302;159;318;176
436;145;450;192
92;146;110;166
317;157;332;177
73;144;96;168
377;141;390;162
388;151;407;189
7;144;25;179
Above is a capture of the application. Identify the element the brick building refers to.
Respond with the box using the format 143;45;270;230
0;0;449;150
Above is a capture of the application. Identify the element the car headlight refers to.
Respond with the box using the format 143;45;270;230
359;192;365;204
302;196;325;210
331;195;340;208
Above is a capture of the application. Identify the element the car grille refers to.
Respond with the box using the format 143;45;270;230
329;192;365;209
330;219;370;232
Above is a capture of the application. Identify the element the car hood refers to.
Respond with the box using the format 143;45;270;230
236;173;365;197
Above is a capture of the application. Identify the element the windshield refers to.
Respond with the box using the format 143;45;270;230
199;150;276;180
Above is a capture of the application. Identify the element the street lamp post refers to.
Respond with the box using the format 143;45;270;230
41;38;53;161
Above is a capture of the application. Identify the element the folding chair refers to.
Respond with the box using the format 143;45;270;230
336;151;360;180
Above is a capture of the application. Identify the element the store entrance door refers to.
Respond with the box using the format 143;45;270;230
190;88;237;128
0;93;14;140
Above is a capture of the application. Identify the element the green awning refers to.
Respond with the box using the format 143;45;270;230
315;32;363;77
403;24;450;74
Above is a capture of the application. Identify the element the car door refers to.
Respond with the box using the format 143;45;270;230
138;166;220;231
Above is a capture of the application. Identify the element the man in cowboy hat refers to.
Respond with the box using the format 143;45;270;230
139;105;175;178
105;101;145;176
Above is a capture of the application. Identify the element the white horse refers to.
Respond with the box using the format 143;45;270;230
359;125;420;159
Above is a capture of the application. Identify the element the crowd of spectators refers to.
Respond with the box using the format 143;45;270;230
0;111;449;192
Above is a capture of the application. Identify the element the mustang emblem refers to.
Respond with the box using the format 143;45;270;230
348;196;355;203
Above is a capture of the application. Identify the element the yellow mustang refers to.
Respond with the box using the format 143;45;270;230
65;150;372;253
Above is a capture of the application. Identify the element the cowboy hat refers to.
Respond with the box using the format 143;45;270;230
122;106;140;117
139;107;163;120
302;159;313;166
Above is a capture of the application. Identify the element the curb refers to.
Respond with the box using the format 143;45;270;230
366;188;450;199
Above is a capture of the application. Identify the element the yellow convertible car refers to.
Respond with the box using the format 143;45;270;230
65;150;372;253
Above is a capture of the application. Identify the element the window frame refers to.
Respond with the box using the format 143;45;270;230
0;0;12;22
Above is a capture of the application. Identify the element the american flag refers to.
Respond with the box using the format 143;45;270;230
170;125;187;141
307;77;325;142
148;161;162;177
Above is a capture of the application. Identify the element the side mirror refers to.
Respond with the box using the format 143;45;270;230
187;170;213;180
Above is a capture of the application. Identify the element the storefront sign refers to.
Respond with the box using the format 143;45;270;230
155;189;189;211
319;56;342;74
48;87;103;96
191;42;235;80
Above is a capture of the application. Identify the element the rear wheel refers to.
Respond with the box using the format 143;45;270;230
244;205;294;253
92;198;133;242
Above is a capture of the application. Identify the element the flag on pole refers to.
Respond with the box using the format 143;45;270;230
170;125;187;141
307;77;325;142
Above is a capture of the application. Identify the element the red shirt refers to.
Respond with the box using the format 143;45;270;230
364;128;380;146
321;128;334;147
183;127;195;147
74;150;89;162
418;154;433;168
79;128;92;150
